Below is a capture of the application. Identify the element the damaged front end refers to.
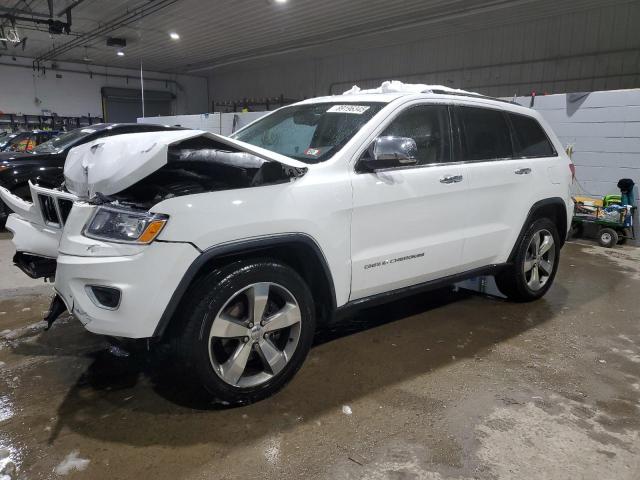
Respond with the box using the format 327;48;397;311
1;129;308;277
2;129;309;334
0;182;77;278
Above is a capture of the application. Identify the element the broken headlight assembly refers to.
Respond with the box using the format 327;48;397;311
83;206;168;244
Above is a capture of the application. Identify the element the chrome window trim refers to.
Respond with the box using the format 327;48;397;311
359;155;557;174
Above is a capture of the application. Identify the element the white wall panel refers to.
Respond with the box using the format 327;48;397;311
0;57;208;118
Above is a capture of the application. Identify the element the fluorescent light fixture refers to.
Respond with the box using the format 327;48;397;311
169;32;180;40
116;50;125;56
274;0;288;3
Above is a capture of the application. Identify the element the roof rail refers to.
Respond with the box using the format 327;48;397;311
428;89;521;106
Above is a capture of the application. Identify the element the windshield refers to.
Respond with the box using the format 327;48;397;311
2;132;30;151
0;133;17;149
33;128;98;154
232;102;384;163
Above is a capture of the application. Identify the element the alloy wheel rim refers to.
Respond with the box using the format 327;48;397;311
523;229;556;291
208;282;302;388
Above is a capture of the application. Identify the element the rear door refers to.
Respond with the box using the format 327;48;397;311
455;105;558;268
350;103;470;300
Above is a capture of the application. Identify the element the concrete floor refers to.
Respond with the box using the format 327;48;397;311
0;231;639;480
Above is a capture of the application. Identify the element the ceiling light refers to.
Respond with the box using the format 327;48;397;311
274;0;288;3
116;50;125;57
169;32;180;40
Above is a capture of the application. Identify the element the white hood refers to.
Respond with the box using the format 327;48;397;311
64;129;309;199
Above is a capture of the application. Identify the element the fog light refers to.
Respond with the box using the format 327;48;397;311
86;285;121;310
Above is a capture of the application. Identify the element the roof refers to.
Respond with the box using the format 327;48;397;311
296;80;530;113
87;123;180;131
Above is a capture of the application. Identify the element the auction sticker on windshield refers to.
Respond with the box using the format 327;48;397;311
327;105;371;114
304;148;321;157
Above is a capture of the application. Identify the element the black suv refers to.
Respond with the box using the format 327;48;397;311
0;123;181;228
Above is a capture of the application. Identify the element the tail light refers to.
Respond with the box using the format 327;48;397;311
569;162;576;181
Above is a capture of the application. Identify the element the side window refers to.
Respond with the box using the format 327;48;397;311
380;105;451;165
508;113;557;158
459;106;512;161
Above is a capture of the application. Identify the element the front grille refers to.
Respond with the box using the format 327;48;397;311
58;199;73;224
36;193;74;227
38;194;60;225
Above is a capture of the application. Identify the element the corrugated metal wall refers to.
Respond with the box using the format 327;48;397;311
209;1;640;102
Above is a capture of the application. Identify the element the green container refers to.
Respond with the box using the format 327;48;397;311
603;194;621;207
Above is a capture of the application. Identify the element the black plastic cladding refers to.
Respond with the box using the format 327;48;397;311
152;233;336;338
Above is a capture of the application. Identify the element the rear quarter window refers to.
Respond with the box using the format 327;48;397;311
508;113;557;158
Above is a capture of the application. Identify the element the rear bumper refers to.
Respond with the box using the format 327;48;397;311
55;241;199;338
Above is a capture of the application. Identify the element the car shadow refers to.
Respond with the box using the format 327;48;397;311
43;283;568;448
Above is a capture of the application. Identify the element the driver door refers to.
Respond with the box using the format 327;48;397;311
349;103;470;300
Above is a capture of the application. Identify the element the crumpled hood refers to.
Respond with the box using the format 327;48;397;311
64;129;309;199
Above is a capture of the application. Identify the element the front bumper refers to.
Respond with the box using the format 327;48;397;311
55;241;200;338
6;214;61;258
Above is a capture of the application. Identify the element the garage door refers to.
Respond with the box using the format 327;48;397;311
101;87;174;123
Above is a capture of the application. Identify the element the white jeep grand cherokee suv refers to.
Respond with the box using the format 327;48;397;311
1;83;573;405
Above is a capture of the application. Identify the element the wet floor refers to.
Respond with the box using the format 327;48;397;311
1;237;639;479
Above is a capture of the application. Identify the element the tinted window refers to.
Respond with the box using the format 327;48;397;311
459;107;512;161
380;105;451;165
509;113;556;157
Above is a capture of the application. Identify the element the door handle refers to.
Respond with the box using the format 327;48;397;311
514;168;532;175
440;175;463;184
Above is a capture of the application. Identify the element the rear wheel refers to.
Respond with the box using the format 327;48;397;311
496;218;561;302
173;259;315;405
598;228;618;248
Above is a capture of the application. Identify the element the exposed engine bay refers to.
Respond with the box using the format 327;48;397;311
103;136;307;209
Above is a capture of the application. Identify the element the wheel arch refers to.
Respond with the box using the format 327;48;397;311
154;233;337;338
508;197;568;263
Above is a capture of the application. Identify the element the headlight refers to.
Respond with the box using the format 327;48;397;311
83;206;168;244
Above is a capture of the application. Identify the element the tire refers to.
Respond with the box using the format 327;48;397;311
173;259;316;406
496;218;561;302
598;227;618;248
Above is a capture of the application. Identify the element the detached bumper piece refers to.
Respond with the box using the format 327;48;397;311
13;252;57;279
44;294;67;330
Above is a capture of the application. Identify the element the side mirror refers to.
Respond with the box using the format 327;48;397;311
358;136;418;172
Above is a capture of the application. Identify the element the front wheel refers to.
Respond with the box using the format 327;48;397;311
173;259;316;406
496;218;561;302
